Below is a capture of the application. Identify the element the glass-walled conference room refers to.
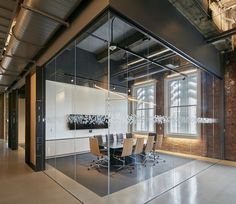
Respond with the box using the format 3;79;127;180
44;12;223;203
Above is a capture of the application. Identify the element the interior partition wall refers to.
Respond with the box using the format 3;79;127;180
8;89;18;150
25;67;45;171
43;11;223;203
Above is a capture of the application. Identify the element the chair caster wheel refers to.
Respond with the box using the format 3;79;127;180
88;168;90;170
153;164;155;166
145;165;147;167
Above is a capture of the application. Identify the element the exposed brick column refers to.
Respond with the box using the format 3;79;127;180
224;51;236;161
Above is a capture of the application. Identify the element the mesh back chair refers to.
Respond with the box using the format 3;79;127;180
134;138;145;155
126;133;133;138
95;135;107;152
88;137;108;171
116;133;124;141
142;136;155;166
152;134;166;164
130;137;145;165
113;138;134;173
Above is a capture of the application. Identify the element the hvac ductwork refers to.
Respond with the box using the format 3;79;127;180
0;0;82;90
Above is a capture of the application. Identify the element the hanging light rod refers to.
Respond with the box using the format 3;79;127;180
94;84;156;106
110;43;187;78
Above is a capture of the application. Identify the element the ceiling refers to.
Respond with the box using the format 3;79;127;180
168;0;236;51
1;0;236;93
0;0;83;92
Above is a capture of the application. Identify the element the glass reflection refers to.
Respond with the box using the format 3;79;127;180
43;12;223;204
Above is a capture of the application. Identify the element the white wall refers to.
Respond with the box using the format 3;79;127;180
46;80;128;157
18;98;25;144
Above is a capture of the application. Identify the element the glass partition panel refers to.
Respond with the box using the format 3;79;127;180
43;10;223;204
44;13;110;203
107;14;223;203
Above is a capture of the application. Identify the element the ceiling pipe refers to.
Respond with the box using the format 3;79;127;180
206;27;236;43
0;63;21;75
21;4;70;27
4;54;36;63
0;84;9;87
0;72;20;77
11;26;45;48
4;0;82;92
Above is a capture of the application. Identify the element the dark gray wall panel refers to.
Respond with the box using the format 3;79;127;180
109;0;222;78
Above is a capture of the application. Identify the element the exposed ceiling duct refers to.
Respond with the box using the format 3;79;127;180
169;0;236;51
209;0;236;50
0;0;83;92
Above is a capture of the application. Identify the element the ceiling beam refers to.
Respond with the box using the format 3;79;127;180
96;31;146;63
206;27;236;43
120;45;169;69
114;44;187;78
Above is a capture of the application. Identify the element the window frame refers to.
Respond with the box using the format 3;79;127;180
164;71;201;139
132;80;156;134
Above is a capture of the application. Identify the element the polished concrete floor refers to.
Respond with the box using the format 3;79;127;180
1;140;236;204
0;140;81;204
46;153;192;196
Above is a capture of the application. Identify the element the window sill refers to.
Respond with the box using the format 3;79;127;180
165;133;199;139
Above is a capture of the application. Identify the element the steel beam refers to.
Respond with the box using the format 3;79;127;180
113;44;187;78
206;28;236;43
109;0;222;78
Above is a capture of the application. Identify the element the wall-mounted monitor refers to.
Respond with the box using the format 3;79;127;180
67;114;108;130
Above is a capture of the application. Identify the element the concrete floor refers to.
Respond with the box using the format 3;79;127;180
1;140;236;204
148;162;236;204
0;140;81;204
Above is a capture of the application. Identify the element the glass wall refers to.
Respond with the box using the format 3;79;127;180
44;13;110;203
44;11;223;203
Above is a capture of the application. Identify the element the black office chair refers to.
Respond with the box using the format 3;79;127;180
95;135;107;153
106;134;114;142
126;133;133;138
116;133;124;141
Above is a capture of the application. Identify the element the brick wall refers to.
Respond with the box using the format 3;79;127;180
155;70;222;158
224;51;236;161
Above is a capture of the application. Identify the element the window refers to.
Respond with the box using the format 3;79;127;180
133;81;155;132
165;73;199;137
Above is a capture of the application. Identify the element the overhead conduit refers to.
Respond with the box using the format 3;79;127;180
0;0;82;89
